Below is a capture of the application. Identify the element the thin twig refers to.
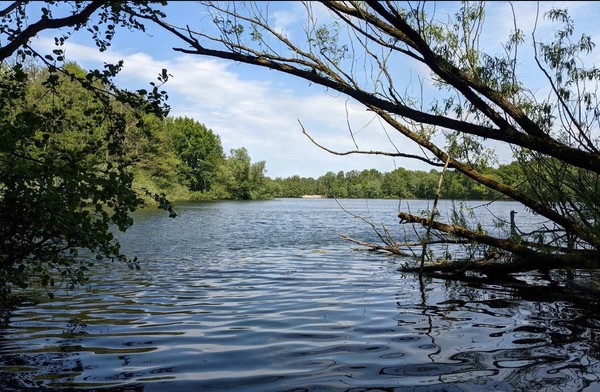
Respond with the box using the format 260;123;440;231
420;155;450;274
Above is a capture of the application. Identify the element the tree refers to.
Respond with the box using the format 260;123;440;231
322;171;347;198
382;169;411;198
166;116;225;192
144;2;600;276
126;112;190;199
0;1;172;296
223;147;267;200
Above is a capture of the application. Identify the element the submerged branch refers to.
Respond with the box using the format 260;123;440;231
399;250;600;277
397;212;600;275
338;233;408;256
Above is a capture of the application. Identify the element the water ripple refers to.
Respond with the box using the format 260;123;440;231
1;199;600;391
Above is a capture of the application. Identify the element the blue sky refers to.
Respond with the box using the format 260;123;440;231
30;1;600;178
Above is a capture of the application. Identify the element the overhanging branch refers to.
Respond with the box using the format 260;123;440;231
167;39;600;175
0;1;104;61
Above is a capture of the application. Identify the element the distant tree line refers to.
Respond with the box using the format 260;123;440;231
264;162;524;200
133;106;527;201
121;65;525;201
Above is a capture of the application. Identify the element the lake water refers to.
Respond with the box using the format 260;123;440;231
1;198;599;391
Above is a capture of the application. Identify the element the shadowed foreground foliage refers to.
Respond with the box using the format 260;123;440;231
0;1;176;297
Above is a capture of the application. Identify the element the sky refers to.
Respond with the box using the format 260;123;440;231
29;1;600;178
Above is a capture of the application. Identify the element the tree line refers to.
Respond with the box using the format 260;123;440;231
130;113;269;201
265;163;524;200
131;98;527;201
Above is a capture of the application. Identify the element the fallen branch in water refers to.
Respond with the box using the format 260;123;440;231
400;251;502;276
397;211;600;272
398;250;600;277
339;233;471;255
399;211;539;258
334;187;600;279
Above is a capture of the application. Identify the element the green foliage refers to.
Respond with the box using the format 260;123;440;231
128;116;271;202
0;0;179;297
268;163;525;201
166;117;225;192
126;113;182;194
0;61;166;297
129;116;273;202
221;147;268;200
311;22;349;65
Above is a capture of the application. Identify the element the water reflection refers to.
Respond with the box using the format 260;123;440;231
388;277;600;391
0;199;599;391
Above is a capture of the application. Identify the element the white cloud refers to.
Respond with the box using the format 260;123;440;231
271;9;298;38
32;36;422;178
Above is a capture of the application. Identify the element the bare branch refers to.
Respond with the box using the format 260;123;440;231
0;1;104;61
299;120;445;167
338;233;408;256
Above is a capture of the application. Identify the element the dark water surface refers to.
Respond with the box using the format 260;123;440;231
1;199;599;391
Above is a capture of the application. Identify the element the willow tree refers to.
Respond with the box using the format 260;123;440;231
143;1;600;275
